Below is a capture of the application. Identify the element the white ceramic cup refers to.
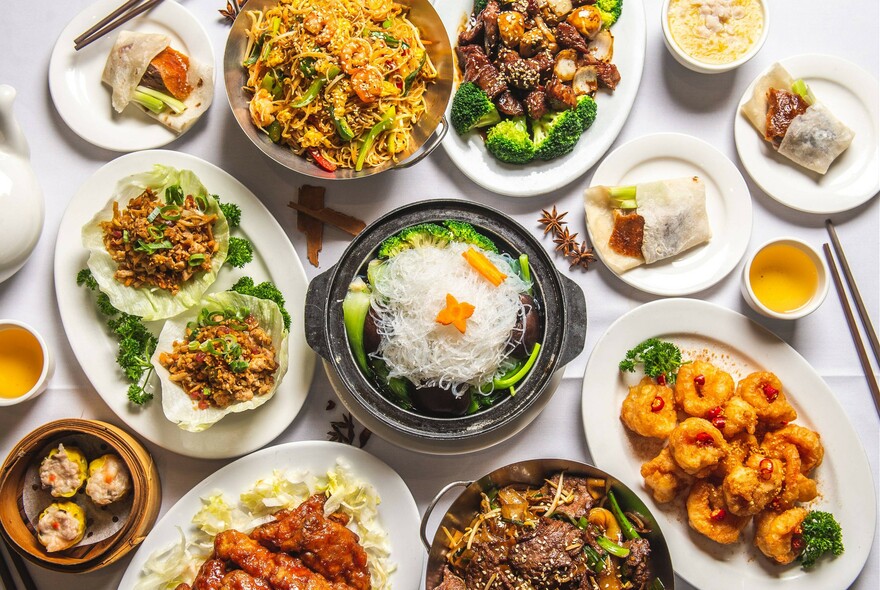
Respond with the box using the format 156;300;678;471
661;0;770;74
740;238;829;320
0;320;54;406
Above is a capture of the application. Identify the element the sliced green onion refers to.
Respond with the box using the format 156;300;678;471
160;205;181;220
202;386;212;397
370;31;401;47
188;253;206;267
519;253;531;294
356;107;396;171
382;18;393;28
165;185;184;205
597;535;630;558
493;343;541;389
135;85;186;114
583;545;605;573
148;226;165;239
133;239;172;253
403;51;427;95
270;16;280;34
243;33;267;67
188;341;200;351
122;230;130;243
299;57;317;77
195;194;208;211
229;359;250;373
608;490;642;540
791;79;816;105
132;90;165;114
147;207;161;222
266;120;282;143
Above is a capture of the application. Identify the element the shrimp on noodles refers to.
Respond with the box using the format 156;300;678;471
668;418;727;477
620;377;678;439
687;481;750;544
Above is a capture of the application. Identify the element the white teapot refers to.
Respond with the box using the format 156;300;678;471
0;85;44;284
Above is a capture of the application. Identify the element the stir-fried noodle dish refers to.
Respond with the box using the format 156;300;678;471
243;0;438;171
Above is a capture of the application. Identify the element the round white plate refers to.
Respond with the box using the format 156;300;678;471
586;132;753;296
582;299;876;590
435;1;646;197
48;0;214;151
54;150;315;459
119;441;422;589
734;54;880;214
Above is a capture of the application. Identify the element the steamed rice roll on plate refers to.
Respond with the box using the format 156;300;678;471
86;454;132;506
741;63;854;175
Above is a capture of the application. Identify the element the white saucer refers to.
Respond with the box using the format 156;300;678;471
586;132;753;296
48;0;214;151
734;54;879;214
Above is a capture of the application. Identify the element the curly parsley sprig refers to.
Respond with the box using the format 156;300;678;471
619;338;688;385
76;269;157;404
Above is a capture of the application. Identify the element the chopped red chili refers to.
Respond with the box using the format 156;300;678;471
650;396;665;413
706;406;722;419
710;508;727;521
759;458;774;480
695;432;714;446
656;373;667;386
711;416;726;430
694;374;706;389
761;382;779;402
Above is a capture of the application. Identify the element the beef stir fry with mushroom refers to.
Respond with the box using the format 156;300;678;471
451;0;622;164
436;471;662;590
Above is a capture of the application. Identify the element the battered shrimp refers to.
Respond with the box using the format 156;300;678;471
762;424;824;474
303;11;337;46
641;447;693;503
754;507;808;564
620;377;678;439
668;418;728;477
710;396;757;439
736;372;797;426
365;0;393;21
687;480;750;544
340;39;371;74
722;452;784;516
674;361;735;418
770;443;818;510
719;432;758;476
351;66;383;103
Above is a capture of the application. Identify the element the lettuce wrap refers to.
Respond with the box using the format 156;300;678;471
82;165;229;321
153;292;289;432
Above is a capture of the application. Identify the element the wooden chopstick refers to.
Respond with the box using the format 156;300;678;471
826;219;880;365
74;0;164;51
823;243;880;416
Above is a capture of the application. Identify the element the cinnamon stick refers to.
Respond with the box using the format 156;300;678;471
287;201;366;237
296;185;324;267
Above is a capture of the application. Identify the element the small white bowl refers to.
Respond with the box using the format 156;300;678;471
740;238;829;320
0;320;54;406
661;0;769;74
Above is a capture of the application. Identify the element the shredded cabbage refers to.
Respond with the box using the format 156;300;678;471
134;459;395;590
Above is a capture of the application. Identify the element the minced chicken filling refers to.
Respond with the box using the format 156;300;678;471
39;445;83;497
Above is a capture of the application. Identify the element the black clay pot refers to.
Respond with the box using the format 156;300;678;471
304;200;586;454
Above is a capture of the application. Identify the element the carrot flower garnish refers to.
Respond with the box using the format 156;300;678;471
436;293;475;334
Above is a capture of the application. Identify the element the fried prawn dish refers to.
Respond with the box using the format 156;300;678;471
242;0;437;172
175;493;370;590
616;338;841;568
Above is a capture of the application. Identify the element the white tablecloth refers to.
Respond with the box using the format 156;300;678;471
1;1;877;588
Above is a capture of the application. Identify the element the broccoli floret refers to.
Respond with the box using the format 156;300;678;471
576;95;598;132
218;200;242;228
596;0;623;27
226;237;254;268
443;220;499;253
398;223;454;249
473;0;488;14
451;82;501;135
486;116;535;164
799;511;844;569
532;108;584;161
231;276;291;331
377;235;411;259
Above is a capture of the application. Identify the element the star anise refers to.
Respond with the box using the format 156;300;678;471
553;227;579;255
327;411;371;448
219;0;247;24
538;206;568;236
567;241;597;270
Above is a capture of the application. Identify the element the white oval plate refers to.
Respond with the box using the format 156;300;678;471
119;441;422;589
582;299;876;590
54;150;315;459
734;54;880;214
435;0;646;197
48;0;214;152
586;132;753;296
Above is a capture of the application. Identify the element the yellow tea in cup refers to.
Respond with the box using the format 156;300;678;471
748;244;819;313
0;326;44;398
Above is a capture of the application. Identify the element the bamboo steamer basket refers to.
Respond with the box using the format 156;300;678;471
0;419;161;572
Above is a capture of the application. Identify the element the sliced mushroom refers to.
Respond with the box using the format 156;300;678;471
572;65;598;96
567;5;603;39
545;0;574;20
553;49;578;82
588;28;614;62
497;11;526;47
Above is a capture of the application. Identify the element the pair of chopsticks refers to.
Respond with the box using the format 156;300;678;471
823;219;880;416
0;537;37;590
74;0;163;51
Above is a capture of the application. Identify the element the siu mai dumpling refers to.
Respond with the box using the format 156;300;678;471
741;63;854;175
585;176;711;274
